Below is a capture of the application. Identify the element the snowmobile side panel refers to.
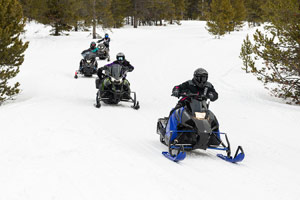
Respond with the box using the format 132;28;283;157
166;107;185;144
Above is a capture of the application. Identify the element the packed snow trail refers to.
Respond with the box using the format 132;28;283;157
1;21;300;200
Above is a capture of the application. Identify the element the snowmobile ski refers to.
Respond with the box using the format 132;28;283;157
217;146;245;163
162;151;186;162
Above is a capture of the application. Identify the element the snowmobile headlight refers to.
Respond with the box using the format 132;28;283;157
111;77;116;82
195;112;206;120
87;60;91;63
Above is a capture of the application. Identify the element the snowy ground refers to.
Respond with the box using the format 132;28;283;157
1;21;300;200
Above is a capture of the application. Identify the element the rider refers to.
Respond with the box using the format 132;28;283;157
171;68;219;131
79;41;98;71
96;52;134;95
97;33;110;49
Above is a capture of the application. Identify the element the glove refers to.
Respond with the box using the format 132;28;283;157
207;92;214;100
172;88;180;97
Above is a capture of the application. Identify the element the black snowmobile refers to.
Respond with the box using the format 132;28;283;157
95;63;140;109
157;93;244;162
97;41;110;62
75;51;98;78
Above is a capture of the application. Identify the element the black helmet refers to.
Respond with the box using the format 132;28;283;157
90;41;96;50
116;52;125;62
193;68;208;87
105;33;109;38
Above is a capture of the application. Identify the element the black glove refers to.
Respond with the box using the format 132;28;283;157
207;92;214;100
172;88;180;97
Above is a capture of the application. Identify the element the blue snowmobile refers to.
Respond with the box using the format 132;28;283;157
156;93;245;163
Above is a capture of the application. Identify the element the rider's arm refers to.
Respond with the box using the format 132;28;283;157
97;39;104;43
81;49;90;55
172;81;190;97
204;82;218;101
124;61;134;72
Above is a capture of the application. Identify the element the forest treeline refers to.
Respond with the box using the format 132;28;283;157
1;0;299;104
19;0;267;36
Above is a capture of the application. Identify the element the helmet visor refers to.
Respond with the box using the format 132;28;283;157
117;56;124;61
195;74;207;84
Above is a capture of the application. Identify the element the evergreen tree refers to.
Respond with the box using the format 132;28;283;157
81;0;114;38
244;0;265;27
111;0;131;28
239;35;254;73
0;0;29;104
184;0;201;19
230;0;246;30
206;0;234;37
19;0;47;22
97;0;114;28
149;0;174;25
40;0;79;35
240;0;300;104
172;0;185;23
198;0;211;20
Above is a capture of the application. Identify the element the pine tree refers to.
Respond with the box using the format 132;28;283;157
240;0;300;104
40;0;79;35
184;0;201;19
198;0;210;20
111;0;131;28
244;0;265;27
231;0;246;31
239;35;254;73
83;0;114;38
19;0;47;22
0;0;29;104
172;0;185;23
206;0;234;37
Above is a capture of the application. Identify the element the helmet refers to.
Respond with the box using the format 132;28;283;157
116;52;125;62
193;68;208;87
105;33;109;38
90;41;96;50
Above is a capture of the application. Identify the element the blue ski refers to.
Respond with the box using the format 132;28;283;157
162;151;186;162
217;153;245;163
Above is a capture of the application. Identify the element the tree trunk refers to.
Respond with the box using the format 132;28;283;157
134;16;138;28
92;0;97;39
133;1;137;28
75;22;78;32
54;23;59;36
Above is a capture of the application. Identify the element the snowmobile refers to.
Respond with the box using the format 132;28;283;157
97;41;110;62
74;51;98;78
157;93;244;163
95;63;140;109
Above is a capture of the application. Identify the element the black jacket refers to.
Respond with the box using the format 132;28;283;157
97;38;110;47
172;79;218;101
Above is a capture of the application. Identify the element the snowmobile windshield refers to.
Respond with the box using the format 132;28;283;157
82;51;97;60
189;99;205;113
105;64;123;80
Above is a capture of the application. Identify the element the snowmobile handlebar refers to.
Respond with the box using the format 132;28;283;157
178;93;208;101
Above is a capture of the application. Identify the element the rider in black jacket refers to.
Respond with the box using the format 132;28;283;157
97;33;111;49
97;52;133;78
170;68;219;132
172;68;218;107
